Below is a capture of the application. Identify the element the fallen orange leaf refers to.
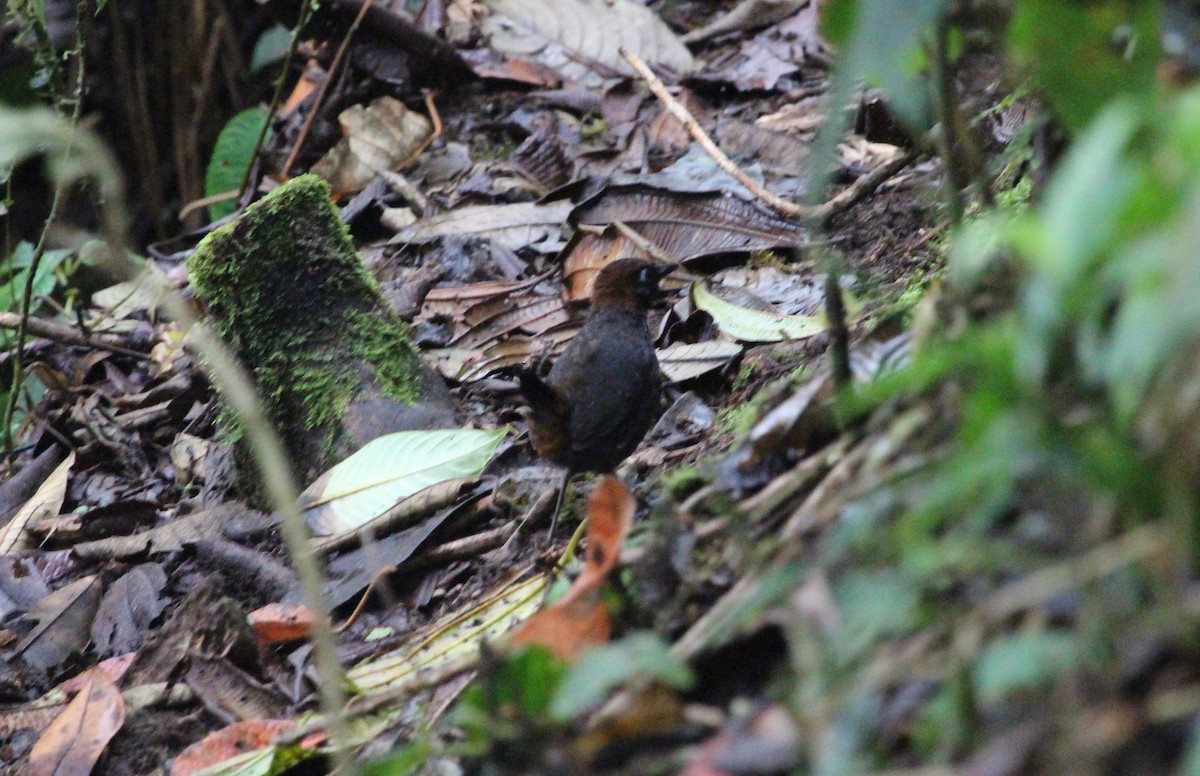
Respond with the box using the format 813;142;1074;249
170;719;298;776
249;602;317;646
27;669;126;776
509;476;634;662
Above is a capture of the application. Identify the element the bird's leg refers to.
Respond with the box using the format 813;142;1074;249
544;467;571;544
499;475;562;553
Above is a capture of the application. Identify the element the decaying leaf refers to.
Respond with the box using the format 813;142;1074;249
90;562;168;657
311;96;433;197
16;575;102;673
568;185;804;265
90;261;172;321
71;503;263;561
27;669;125;776
657;340;744;383
169;719;302;776
480;0;694;89
389;200;573;251
248;603;315;646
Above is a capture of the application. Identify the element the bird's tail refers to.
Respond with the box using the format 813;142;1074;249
516;368;569;462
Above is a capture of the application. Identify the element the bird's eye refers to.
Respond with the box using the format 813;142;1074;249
638;267;653;283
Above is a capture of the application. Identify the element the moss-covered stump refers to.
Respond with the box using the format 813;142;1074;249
189;174;456;485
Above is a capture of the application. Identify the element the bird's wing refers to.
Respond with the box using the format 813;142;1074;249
551;328;660;463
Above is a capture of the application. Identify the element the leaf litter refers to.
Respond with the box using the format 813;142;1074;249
0;1;1080;774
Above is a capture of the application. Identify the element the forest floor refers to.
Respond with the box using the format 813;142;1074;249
2;2;1193;775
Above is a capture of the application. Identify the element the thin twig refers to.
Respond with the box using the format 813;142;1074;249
0;312;153;359
2;6;88;458
620;48;916;225
397;90;443;171
823;255;851;388
281;0;376;178
236;0;314;202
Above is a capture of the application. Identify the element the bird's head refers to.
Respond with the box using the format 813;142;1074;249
591;258;675;312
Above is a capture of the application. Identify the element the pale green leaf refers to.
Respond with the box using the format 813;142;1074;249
348;572;548;694
692;282;826;343
975;631;1078;704
300;428;508;536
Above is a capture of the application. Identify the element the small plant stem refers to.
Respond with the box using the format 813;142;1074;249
2;1;88;459
236;0;316;202
932;18;967;225
824;253;852;389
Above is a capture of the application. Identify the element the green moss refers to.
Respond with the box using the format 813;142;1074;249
731;361;757;392
348;309;421;406
188;174;426;475
661;466;709;502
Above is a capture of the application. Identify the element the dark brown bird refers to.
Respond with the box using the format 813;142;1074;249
518;258;672;475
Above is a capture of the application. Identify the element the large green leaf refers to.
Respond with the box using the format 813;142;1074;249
300;428;508;537
204;108;269;221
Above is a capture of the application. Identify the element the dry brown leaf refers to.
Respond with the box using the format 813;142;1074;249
562;227;652;302
248;603;316;646
311;96;433;197
0;451;74;556
170;719;299;776
27;669;125;776
569;184;803;264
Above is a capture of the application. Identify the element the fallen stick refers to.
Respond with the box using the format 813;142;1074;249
0;312;152;359
619;48;916;223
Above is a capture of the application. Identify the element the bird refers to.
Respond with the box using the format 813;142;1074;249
517;258;672;534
